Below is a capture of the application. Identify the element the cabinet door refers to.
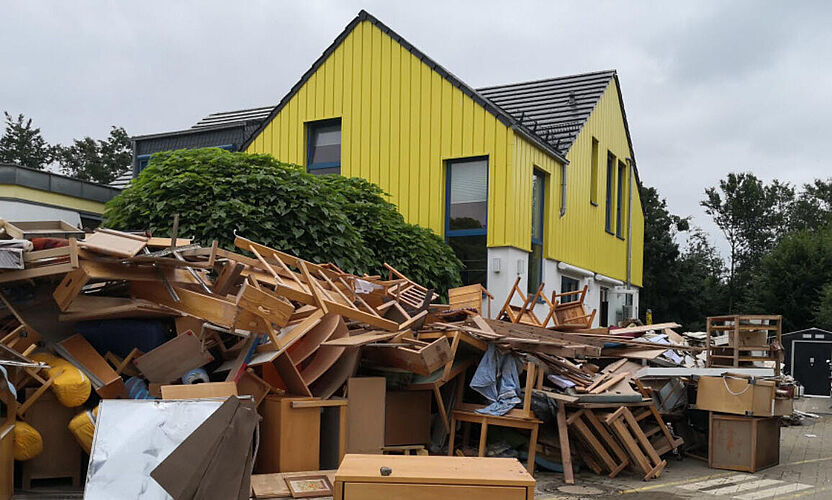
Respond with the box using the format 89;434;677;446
343;482;528;500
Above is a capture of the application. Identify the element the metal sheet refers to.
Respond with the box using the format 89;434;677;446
84;399;224;500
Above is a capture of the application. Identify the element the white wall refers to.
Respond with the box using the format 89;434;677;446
0;200;82;226
483;246;640;327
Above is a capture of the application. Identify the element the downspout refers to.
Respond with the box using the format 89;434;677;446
626;158;634;289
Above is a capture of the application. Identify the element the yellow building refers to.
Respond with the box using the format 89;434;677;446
241;11;643;326
0;163;121;229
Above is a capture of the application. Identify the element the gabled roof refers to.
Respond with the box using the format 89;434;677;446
241;10;568;164
478;71;616;154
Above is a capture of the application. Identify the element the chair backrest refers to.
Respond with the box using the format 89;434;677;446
497;278;543;326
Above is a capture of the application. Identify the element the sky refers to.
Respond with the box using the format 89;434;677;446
1;0;831;257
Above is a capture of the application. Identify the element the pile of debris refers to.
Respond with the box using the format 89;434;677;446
0;220;799;498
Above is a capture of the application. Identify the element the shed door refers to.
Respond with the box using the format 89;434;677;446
793;343;831;396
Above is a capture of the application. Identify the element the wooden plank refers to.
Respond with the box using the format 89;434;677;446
274;352;312;397
135;333;214;384
322;331;398;347
59;295;177;322
590;373;627;394
57;334;125;399
130;281;239;328
324;300;399;331
160;382;238;399
556;402;574;484
80;229;147;257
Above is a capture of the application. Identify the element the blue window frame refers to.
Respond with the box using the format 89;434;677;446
616;160;626;239
306;119;341;175
445;157;488;286
605;152;615;234
528;169;546;294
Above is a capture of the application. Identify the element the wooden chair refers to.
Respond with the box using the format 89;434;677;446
602;407;667;480
384;263;435;310
497;277;544;326
543;285;597;330
448;284;494;318
448;361;542;474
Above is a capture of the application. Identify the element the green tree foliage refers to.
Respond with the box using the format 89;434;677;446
56;126;131;184
814;283;832;331
103;148;463;293
790;178;832;231
701;173;794;311
748;228;832;331
0;112;54;169
640;185;726;329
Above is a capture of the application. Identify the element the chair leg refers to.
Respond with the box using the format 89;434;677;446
478;422;489;457
462;422;471;448
447;415;457;456
434;385;450;433
527;424;539;475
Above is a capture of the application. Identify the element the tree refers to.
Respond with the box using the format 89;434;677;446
104;148;463;293
701;173;794;311
56;126;131;184
790;178;832;232
0;112;54;169
676;229;728;330
639;185;688;323
814;283;832;331
747;228;832;331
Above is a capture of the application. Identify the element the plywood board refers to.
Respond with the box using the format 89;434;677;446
346;378;385;454
161;382;238;400
135;333;214;384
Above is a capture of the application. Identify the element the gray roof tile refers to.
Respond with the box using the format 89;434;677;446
478;70;616;153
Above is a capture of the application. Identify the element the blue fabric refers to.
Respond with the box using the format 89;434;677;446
470;344;523;416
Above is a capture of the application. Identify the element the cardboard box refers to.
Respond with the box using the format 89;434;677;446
696;376;782;417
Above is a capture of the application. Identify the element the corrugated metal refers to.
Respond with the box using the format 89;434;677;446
246;18;527;249
479;71;615;154
134;126;246;155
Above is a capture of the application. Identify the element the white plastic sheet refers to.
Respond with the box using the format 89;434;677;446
84;399;223;500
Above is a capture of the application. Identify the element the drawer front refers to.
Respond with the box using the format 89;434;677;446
343;482;528;500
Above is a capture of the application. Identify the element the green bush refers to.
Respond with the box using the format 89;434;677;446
104;148;462;293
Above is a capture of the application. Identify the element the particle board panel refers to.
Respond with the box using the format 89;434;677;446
161;382;238;400
346;378;386;454
21;390;82;488
255;396;321;473
58;333;125;399
80;230;147;258
135;333;214;384
385;390;431;446
342;482;527;499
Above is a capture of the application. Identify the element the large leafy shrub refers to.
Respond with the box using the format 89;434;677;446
104;148;462;293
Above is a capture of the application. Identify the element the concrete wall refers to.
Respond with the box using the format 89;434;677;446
0;200;82;226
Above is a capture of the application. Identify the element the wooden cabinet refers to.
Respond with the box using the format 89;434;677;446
709;412;780;472
255;396;320;473
334;454;535;500
20;391;81;489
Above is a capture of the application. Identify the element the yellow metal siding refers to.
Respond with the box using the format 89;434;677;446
0;185;106;214
245;19;643;286
548;78;643;284
246;19;524;248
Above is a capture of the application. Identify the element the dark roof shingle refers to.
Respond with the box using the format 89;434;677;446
478;70;616;154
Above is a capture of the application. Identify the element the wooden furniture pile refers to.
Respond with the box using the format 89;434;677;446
0;221;725;497
705;315;783;375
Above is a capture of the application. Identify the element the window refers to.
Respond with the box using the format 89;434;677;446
561;276;580;303
306;119;341;175
528;169;546;294
559;164;567;217
590;137;599;206
616;160;627;238
605;152;615;234
137;155;151;173
446;157;488;286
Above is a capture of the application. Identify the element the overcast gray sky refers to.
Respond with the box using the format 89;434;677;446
2;1;830;257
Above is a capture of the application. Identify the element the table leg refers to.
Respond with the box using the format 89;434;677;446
447;415;457;456
478;421;489;457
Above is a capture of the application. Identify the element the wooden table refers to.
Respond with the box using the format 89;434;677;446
334;454;535;500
